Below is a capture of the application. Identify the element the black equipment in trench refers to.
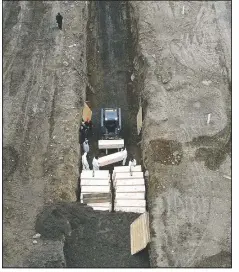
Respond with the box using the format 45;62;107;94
100;108;122;140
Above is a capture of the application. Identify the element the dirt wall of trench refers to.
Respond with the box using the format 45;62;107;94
3;1;88;267
129;1;231;268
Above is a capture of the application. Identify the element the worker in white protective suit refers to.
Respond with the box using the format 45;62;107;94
121;148;127;166
128;157;137;168
129;156;137;176
92;156;100;171
82;152;90;170
83;139;89;153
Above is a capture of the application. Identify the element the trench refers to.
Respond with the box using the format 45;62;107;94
30;1;151;267
85;1;141;170
63;0;150;267
78;0;143;202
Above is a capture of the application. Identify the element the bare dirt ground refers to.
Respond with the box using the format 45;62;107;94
3;1;88;267
3;0;231;268
33;202;149;268
130;1;231;267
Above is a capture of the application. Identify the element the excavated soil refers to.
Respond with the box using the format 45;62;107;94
34;203;149;268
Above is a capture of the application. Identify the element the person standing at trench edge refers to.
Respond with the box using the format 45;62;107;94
56;12;63;30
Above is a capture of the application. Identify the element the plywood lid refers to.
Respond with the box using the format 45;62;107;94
137;106;142;135
82;102;92;121
130;212;150;255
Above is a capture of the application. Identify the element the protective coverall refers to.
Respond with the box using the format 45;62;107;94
92;157;100;171
122;148;127;166
129;158;136;175
128;159;137;168
82;152;90;170
83;140;89;153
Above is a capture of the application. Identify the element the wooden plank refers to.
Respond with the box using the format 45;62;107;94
115;172;144;179
81;170;109;174
81;186;110;193
98;139;124;149
137;106;143;135
81;193;112;204
115;192;145;200
81;192;111;200
98;151;124;167
131;215;141;254
81;170;110;179
82;198;111;204
90;206;110;211
112;166;142;179
113;165;142;173
83;192;111;199
87;202;111;207
115;206;146;213
82;102;92;121
81;179;110;186
130;212;150;255
81;198;110;204
115;185;145;193
114;179;145;186
115;200;146;207
82;193;111;204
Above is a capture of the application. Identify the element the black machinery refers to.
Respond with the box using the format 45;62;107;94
100;108;122;140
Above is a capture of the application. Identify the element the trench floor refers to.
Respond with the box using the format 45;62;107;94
85;0;141;170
